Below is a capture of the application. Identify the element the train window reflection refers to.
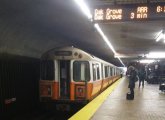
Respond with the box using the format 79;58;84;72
73;61;90;82
93;64;97;81
93;64;100;81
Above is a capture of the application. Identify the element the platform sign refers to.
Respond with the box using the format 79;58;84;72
93;3;165;23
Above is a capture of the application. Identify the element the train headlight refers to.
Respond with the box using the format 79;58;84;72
78;88;83;93
40;85;52;97
75;86;85;99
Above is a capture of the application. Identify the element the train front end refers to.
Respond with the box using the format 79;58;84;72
39;47;92;111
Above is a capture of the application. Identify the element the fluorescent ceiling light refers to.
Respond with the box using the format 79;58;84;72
118;57;125;67
94;23;125;67
74;0;125;67
73;0;92;19
156;30;165;42
139;59;155;64
147;52;165;58
156;33;163;42
156;30;162;42
114;52;141;58
94;24;116;54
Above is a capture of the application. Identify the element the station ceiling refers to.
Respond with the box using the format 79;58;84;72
0;0;165;67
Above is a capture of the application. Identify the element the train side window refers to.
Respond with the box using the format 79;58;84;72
114;68;116;76
97;64;100;80
73;61;90;82
105;66;109;78
40;60;55;80
110;67;113;76
112;68;114;76
92;63;100;81
93;64;97;81
110;67;111;76
101;64;104;79
108;66;110;77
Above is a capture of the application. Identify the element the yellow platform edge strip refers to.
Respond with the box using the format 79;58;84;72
68;78;122;120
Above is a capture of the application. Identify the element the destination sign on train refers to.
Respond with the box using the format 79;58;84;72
93;3;165;22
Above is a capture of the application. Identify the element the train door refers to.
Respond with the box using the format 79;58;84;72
59;60;70;99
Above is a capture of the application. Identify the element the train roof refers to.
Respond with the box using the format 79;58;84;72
41;46;117;68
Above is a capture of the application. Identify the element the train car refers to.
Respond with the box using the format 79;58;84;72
39;47;121;110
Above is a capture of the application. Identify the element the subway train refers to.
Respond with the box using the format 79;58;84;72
39;47;122;110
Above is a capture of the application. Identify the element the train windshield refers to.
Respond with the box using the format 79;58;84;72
73;61;90;82
40;60;55;80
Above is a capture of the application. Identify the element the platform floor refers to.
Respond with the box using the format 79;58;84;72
91;77;165;120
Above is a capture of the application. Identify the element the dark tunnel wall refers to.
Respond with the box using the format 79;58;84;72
0;54;40;119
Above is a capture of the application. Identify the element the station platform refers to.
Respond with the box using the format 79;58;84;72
69;77;165;120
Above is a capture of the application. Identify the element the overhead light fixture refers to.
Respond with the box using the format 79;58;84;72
156;30;165;42
146;52;165;58
114;52;141;58
94;24;116;54
94;23;125;67
74;0;125;67
118;57;125;67
139;59;155;64
73;0;92;20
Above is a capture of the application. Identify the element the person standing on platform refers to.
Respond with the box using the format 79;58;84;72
138;67;145;88
128;66;137;96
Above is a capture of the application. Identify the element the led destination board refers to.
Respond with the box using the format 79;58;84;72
93;3;165;22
